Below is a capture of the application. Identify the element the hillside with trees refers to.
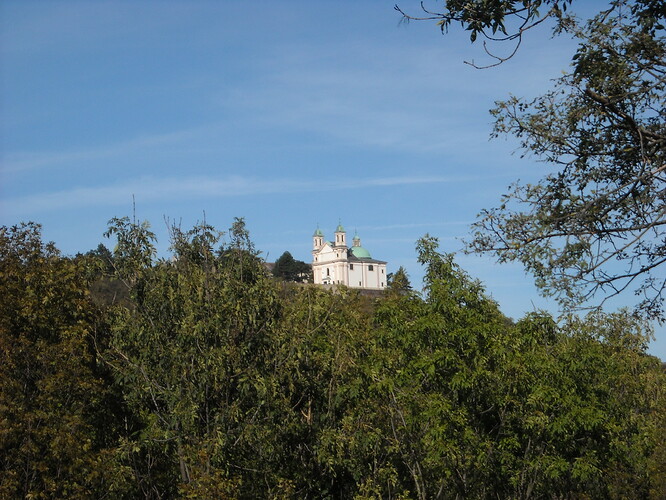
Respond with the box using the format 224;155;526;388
1;218;664;498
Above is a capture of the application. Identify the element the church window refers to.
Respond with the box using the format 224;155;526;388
359;281;362;286
349;264;354;270
369;265;374;271
326;268;330;276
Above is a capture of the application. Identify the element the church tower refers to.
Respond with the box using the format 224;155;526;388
313;226;324;250
334;221;346;248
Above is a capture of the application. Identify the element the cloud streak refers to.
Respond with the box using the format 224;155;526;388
219;39;575;156
2;127;210;174
356;221;471;231
2;173;491;217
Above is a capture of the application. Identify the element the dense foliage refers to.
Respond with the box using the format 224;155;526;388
1;220;665;498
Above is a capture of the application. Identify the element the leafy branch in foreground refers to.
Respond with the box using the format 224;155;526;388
468;2;666;319
395;0;573;68
397;1;666;319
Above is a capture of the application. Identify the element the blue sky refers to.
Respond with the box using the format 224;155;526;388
2;1;664;358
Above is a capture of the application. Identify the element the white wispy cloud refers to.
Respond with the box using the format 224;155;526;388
217;43;488;154
2;173;488;217
356;221;471;232
2;127;208;174
218;38;574;155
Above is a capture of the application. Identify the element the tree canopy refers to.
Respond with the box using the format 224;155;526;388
272;251;313;282
1;220;665;497
387;265;413;293
398;0;666;320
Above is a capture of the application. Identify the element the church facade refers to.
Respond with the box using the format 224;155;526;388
311;223;387;290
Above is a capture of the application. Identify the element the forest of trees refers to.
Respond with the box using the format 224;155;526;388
1;218;665;498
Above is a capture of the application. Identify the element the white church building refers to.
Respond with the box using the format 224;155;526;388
312;223;387;290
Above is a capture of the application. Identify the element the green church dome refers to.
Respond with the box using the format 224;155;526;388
336;223;345;232
351;246;372;259
313;227;324;237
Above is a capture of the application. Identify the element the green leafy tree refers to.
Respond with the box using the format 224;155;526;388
386;265;412;293
267;284;373;497
217;217;266;284
320;236;517;498
4;218;663;497
318;235;665;498
84;243;114;273
399;0;666;319
104;215;156;293
396;0;574;65
0;223;131;498
82;243;130;307
102;217;285;497
272;251;313;282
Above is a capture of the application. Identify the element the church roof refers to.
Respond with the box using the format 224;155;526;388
335;223;345;232
313;227;324;237
347;251;386;264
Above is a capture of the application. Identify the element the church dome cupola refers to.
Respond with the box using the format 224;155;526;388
350;230;371;258
352;230;361;247
350;246;372;259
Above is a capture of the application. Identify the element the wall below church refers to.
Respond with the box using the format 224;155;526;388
313;260;386;290
348;261;386;289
